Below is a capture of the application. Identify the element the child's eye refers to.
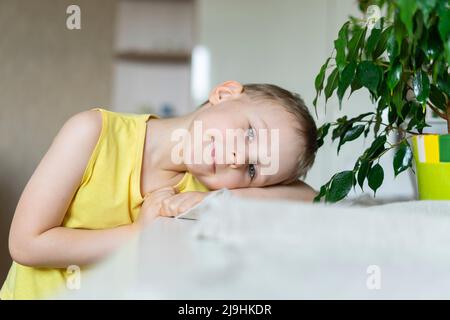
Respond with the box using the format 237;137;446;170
248;164;256;180
246;126;255;141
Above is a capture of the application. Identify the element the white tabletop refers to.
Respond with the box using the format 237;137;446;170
63;197;450;299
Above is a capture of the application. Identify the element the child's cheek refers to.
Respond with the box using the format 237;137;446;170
216;171;246;189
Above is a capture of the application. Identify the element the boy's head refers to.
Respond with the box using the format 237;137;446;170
184;80;318;190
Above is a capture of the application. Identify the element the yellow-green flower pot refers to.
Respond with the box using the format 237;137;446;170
412;134;450;200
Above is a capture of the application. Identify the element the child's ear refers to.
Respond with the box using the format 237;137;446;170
208;80;244;105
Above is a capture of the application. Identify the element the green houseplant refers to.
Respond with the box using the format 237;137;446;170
313;0;449;202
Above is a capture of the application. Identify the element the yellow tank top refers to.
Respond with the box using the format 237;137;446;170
0;108;209;300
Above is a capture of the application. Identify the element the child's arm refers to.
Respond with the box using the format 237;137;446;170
156;181;317;217
9;110;140;268
230;180;317;202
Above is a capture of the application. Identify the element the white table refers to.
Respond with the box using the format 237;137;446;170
63;197;450;299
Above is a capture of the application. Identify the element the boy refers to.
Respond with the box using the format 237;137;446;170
1;80;317;299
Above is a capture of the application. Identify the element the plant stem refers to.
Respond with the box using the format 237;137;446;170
375;61;413;73
370;136;410;162
406;82;448;121
426;101;448;121
330;119;417;135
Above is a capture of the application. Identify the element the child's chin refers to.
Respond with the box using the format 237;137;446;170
193;174;221;190
187;162;214;176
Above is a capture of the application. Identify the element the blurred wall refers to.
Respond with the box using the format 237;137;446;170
0;0;116;283
196;0;416;199
113;0;195;116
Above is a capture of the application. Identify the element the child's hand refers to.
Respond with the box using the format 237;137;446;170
160;191;208;217
136;186;176;227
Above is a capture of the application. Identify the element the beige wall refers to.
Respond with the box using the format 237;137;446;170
0;0;116;282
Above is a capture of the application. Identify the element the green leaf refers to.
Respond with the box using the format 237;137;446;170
342;124;365;143
365;28;382;58
407;116;417;131
437;0;450;44
445;39;450;66
337;61;357;107
387;63;403;93
335;22;349;73
356;61;382;94
317;123;331;148
414;105;430;133
393;141;413;177
418;0;437;25
374;110;382;136
367;135;387;159
368;163;384;195
372;26;393;59
437;73;450;97
392;82;406;117
399;101;413;121
388;106;398;125
350;75;363;95
414;9;425;41
315;58;330;93
313;58;331;108
412;70;430;103
407;103;430;133
348;112;374;123
331;112;372;143
313;96;318;109
332;123;348;141
357;160;370;190
429;84;447;112
398;0;418;37
324;68;339;102
386;32;399;61
394;12;408;57
325;171;354;203
364;120;371;138
337;124;365;153
398;38;410;62
425;26;443;62
336;115;348;125
313;184;328;203
347;27;367;62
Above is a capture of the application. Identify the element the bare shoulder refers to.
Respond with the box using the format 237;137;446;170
25;108;103;201
47;109;104;180
56;109;102;146
32;108;104;189
24;108;105;199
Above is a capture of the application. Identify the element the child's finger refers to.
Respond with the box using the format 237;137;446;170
160;192;207;217
143;187;175;202
160;193;186;217
177;196;204;214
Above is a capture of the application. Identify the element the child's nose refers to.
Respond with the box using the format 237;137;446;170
228;151;247;169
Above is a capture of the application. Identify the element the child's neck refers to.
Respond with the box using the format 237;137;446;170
140;112;195;191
